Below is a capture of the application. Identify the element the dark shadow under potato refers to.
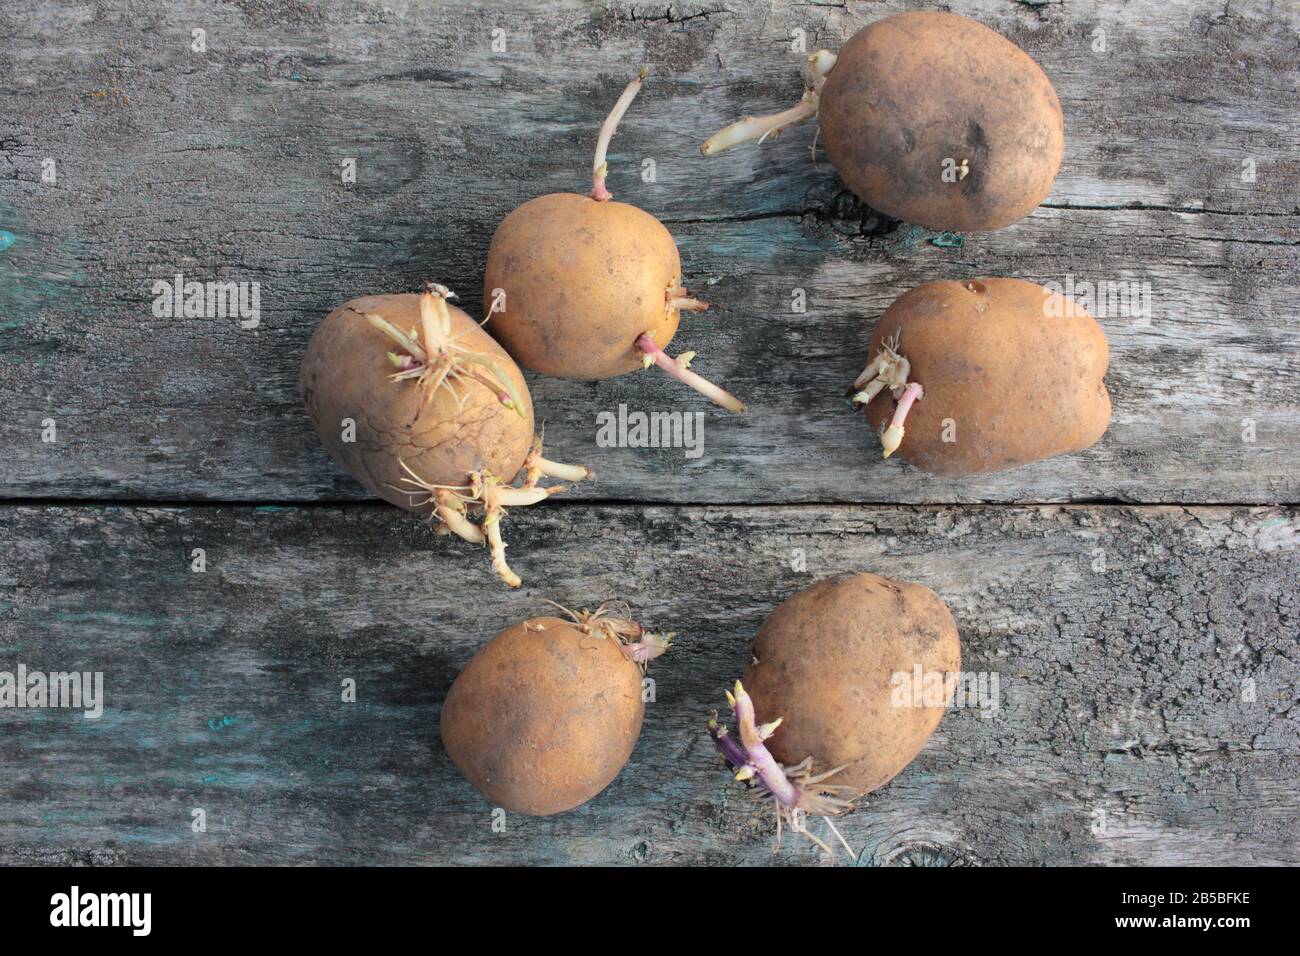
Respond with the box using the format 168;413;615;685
440;616;646;816
860;278;1111;474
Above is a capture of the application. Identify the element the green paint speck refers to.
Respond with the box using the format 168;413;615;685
930;232;965;248
0;231;14;252
207;716;238;731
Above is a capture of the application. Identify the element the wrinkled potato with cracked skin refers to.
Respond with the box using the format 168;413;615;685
483;192;682;380
742;572;960;798
819;11;1064;231
441;616;646;816
300;293;534;510
860;277;1111;474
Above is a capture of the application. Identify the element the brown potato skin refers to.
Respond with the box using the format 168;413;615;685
300;294;535;510
441;617;645;816
864;278;1110;475
743;573;960;798
819;11;1064;231
483;192;682;379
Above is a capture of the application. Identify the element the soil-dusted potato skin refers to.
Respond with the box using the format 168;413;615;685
483;192;682;379
864;278;1111;475
743;573;960;798
300;294;535;510
441;617;645;816
819;12;1064;232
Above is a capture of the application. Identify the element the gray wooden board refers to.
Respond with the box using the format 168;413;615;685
0;504;1296;865
0;0;1297;503
0;0;1297;867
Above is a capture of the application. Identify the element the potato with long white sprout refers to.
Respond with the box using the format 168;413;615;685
701;11;1065;232
441;602;675;816
710;573;960;858
483;68;745;412
300;285;591;588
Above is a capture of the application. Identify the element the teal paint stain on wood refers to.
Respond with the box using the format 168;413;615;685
0;205;89;347
48;609;175;628
206;715;238;731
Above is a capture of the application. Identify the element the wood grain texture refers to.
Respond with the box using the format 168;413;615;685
0;504;1295;866
0;0;1296;504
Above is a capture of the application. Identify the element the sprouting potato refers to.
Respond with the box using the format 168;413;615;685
702;11;1065;232
441;604;673;816
485;69;745;412
710;573;960;857
301;286;591;587
849;278;1111;474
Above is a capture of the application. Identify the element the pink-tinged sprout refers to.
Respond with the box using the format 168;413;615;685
591;67;649;202
636;333;746;413
621;631;674;665
366;286;527;416
540;600;673;668
710;681;857;858
708;712;750;771
727;681;801;807
700;50;838;156
881;382;923;459
669;296;711;313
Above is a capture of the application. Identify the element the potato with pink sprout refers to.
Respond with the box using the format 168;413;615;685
849;278;1111;473
710;573;960;856
484;69;745;412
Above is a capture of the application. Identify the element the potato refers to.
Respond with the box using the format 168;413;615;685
483;70;744;411
440;614;652;816
301;291;534;510
853;278;1111;474
702;11;1064;232
484;192;682;379
820;12;1064;231
741;573;961;798
301;288;590;588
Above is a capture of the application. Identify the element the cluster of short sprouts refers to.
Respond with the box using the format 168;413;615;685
366;284;524;419
369;285;591;588
527;599;674;667
590;68;747;414
709;681;857;858
849;330;924;459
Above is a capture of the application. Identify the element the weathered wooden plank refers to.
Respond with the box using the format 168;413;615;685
1;0;1297;504
1;503;1295;865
